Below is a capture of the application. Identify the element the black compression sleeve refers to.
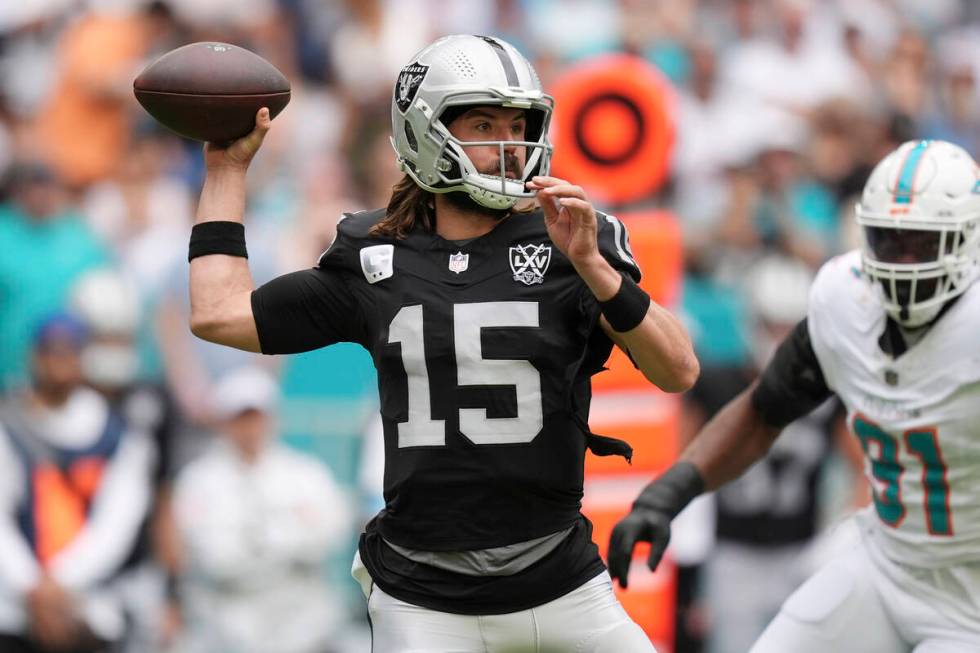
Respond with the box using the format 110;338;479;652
750;318;833;429
250;268;363;355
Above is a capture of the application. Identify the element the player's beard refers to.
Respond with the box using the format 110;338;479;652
445;153;525;221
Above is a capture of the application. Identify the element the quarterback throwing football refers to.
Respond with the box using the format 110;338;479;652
188;35;698;652
609;139;980;652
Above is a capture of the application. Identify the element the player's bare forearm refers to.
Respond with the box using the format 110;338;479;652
610;303;699;392
188;111;271;352
680;383;781;491
196;165;248;222
582;257;699;392
189;167;260;351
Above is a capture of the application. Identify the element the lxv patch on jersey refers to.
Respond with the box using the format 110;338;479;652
360;245;394;284
510;243;551;285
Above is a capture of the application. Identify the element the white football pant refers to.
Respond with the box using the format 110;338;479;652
751;517;980;653
354;555;655;653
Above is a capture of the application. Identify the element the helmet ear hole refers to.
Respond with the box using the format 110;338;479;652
404;122;418;153
441;142;464;182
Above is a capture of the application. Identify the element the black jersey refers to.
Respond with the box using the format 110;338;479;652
252;207;640;612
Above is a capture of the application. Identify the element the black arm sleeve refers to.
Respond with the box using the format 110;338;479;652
595;213;642;283
750;318;834;429
250;267;364;355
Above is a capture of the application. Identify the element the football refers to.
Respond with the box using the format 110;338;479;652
133;42;290;143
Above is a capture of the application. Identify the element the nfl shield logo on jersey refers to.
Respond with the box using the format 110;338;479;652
448;251;469;274
510;243;552;285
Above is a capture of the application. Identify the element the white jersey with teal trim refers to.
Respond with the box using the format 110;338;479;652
807;249;980;568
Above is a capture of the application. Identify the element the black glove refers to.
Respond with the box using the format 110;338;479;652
607;461;704;588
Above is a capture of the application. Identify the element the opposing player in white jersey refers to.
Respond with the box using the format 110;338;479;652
607;139;980;652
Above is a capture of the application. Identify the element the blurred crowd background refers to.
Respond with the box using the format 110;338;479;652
1;0;979;652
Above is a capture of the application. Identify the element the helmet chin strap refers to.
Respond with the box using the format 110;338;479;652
443;189;511;221
892;298;946;330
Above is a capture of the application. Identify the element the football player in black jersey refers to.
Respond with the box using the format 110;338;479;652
187;35;698;653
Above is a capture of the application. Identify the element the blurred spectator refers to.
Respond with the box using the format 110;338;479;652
171;367;353;653
0;0;73;123
523;0;621;61
672;38;760;247
0;115;13;192
82;126;193;380
277;0;343;84
735;127;840;268
804;100;871;203
31;1;180;189
920;27;980;155
329;0;429;154
0;163;108;390
329;0;429;102
82;127;191;294
165;0;275;36
69;269;181;653
720;0;867;138
879;28;931;127
0;312;156;652
621;0;699;82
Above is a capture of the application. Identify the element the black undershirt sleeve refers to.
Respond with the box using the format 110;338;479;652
750;318;834;429
250;267;364;355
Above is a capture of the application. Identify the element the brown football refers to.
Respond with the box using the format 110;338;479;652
133;42;290;143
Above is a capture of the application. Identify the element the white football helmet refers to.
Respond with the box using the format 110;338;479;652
390;34;554;210
856;139;980;328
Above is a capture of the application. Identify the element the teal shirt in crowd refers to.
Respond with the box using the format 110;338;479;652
682;273;751;367
0;203;108;388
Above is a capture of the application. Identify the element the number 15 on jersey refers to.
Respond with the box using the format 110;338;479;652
388;301;544;448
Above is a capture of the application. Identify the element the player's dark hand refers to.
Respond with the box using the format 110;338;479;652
608;503;674;589
607;461;705;589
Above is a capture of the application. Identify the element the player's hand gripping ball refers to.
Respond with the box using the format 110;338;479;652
133;42;290;143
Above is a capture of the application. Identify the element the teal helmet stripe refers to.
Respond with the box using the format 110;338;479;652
894;140;931;204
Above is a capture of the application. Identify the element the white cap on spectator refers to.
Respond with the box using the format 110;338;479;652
748;254;814;325
70;269;140;336
212;367;279;421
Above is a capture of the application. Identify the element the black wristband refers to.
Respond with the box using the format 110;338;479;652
633;461;705;518
188;221;248;262
599;275;650;332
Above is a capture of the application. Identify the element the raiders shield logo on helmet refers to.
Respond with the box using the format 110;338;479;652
395;63;429;114
510;243;551;285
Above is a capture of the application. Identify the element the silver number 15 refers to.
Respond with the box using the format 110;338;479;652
387;302;543;448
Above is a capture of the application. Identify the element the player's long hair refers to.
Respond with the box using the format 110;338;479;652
372;174;435;239
372;174;535;239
